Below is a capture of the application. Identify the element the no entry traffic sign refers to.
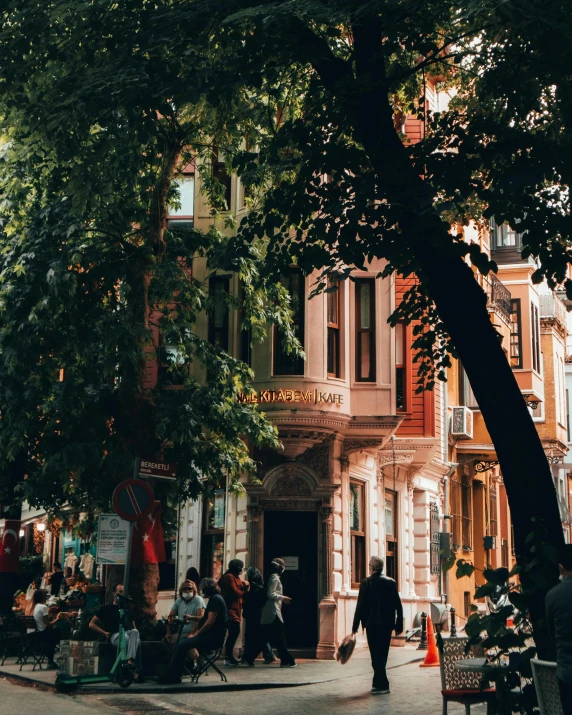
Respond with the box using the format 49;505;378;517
112;479;155;522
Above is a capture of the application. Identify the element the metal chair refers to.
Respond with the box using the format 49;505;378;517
17;617;49;671
0;615;26;666
191;629;228;684
438;636;496;715
531;659;564;715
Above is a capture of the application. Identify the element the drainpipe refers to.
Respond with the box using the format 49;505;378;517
442;461;458;604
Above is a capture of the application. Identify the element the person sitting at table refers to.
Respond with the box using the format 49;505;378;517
31;589;61;668
159;577;228;684
89;583;144;683
165;580;205;644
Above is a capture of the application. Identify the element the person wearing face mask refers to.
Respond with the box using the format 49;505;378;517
165;580;206;644
546;544;572;715
219;558;249;666
260;558;296;668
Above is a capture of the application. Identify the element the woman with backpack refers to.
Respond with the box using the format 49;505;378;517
260;558;296;668
240;567;277;665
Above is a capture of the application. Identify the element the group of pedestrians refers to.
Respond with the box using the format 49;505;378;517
158;556;296;683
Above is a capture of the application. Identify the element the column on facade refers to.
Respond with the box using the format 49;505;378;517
376;456;385;565
316;502;336;659
228;492;248;566
412;488;431;598
246;503;262;570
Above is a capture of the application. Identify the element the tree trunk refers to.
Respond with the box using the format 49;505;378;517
340;15;564;657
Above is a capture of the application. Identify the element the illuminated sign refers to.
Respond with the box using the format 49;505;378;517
238;388;343;405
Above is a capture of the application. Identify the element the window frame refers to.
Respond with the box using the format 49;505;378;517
461;470;473;551
459;364;478;409
327;279;341;378
384;488;399;587
208;276;230;352
509;299;523;369
395;321;407;411
350;480;366;589
273;268;305;376
531;302;540;373
355;278;376;383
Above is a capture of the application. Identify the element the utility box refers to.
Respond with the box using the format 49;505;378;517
439;532;453;560
483;535;496;550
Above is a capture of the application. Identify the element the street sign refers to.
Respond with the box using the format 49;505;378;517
112;479;155;522
137;459;178;480
95;514;130;565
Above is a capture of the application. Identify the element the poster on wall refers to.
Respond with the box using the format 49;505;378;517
96;514;130;565
214;490;225;529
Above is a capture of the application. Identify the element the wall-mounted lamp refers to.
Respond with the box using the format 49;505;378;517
18;529;25;537
36;523;46;532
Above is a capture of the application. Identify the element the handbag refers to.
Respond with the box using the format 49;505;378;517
336;632;356;665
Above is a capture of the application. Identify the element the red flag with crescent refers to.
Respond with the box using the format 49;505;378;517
131;502;166;565
0;520;21;573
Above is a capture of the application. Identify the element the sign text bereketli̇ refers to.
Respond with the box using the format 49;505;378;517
238;388;343;405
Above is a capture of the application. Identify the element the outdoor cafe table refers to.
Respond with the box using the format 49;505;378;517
455;657;511;713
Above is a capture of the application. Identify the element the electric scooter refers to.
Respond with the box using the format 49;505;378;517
55;604;136;692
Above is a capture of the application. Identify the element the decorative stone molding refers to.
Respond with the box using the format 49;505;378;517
259;499;320;511
379;450;416;467
297;440;330;482
272;475;312;497
343;438;386;455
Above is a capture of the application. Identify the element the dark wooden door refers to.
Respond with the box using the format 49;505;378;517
264;510;318;648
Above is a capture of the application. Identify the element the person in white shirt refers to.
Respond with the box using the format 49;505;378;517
260;558;296;667
31;590;61;668
165;580;206;644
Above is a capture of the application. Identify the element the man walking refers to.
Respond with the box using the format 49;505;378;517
546;545;572;715
352;556;403;695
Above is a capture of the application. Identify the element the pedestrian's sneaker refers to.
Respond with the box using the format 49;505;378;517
280;662;297;668
371;688;390;695
224;659;240;666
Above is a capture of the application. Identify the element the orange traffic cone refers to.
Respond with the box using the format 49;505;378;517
420;614;440;667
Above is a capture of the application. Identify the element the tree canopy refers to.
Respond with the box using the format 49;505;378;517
0;0;570;647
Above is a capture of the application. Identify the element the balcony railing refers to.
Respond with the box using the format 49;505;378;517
485;273;512;325
539;293;567;331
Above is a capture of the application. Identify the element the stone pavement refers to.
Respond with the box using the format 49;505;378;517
0;646;489;715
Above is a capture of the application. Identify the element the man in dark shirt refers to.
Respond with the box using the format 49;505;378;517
49;562;65;597
219;558;249;665
159;577;228;684
352;555;403;695
89;583;144;682
546;545;572;715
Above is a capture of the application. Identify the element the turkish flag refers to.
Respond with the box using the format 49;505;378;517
0;519;21;573
131;502;166;565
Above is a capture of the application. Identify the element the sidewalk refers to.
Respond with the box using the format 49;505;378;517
0;645;424;694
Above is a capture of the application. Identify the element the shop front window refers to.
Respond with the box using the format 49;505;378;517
350;481;366;588
200;490;225;581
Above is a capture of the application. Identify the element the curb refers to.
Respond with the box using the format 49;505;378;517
0;655;426;695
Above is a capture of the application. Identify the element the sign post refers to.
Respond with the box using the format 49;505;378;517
137;459;178;480
112;478;155;598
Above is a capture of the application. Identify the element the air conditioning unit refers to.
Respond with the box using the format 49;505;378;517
451;406;473;439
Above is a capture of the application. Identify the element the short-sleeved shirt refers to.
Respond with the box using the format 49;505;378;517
96;604;133;635
171;595;206;636
33;604;49;632
198;593;227;646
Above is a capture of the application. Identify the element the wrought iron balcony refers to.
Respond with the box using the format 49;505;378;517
485;273;512;325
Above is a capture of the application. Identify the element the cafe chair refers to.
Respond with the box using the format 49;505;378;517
192;630;228;684
531;659;564;715
18;617;49;671
438;636;496;715
0;615;26;666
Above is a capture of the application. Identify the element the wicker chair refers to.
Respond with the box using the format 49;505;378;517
438;636;496;715
531;659;564;715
